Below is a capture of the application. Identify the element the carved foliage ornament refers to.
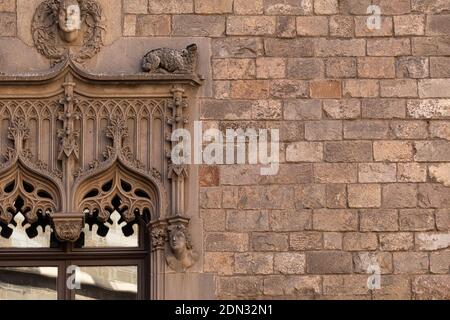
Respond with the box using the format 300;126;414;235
32;0;104;65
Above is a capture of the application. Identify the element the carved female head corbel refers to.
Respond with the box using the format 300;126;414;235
58;0;82;43
166;224;198;272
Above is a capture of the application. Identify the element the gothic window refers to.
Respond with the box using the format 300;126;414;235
0;0;201;298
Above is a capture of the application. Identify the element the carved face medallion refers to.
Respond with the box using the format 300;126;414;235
58;1;81;43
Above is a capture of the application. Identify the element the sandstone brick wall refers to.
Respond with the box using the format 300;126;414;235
2;0;450;300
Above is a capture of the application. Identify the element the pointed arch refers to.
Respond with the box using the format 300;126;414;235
73;158;166;222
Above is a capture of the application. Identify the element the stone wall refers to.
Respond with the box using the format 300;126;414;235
1;0;450;300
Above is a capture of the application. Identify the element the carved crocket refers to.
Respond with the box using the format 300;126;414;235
142;44;198;74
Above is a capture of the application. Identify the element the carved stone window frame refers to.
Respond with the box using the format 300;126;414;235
0;58;202;300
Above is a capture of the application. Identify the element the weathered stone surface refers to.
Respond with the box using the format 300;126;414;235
430;121;450;140
218;276;263;297
135;15;171;36
390;121;428;139
367;38;411;57
269;210;312;232
359;163;397;183
265;38;314;57
358;57;396;79
263;0;313;15
324;142;373;163
372;275;412;300
263;275;321;296
276;16;296;38
296;16;328;36
199;166;220;187
314;0;338;14
426;14;450;36
226;210;269;232
413;36;450;56
373;141;414;162
204;252;234;275
123;0;148;13
222;187;238;209
397;57;429;79
202;100;252;120
343;121;389;139
412;0;450;13
323;275;370;296
413;276;450;300
382;184;417;208
0;12;15;37
195;0;232;13
305;121;342;141
148;0;193;13
270;80;309;98
306;251;353;274
379;233;414;251
234;0;264;14
374;0;411;14
418;184;450;208
314;164;357;184
310;80;341;99
343;233;378;251
235;252;274;274
212;37;264;58
415;233;450;251
399;209;435;231
355;16;393;37
429;164;450;187
172;15;225;37
212;59;256;80
339;0;371;14
343;80;379;98
430;251;450;274
381;79;418;98
314;39;366;57
202;209;226;231
353;252;393;274
360;209;399;231
325;58;357;78
290;232;323;250
295;185;326;209
227;16;276;36
0;0;15;12
419;79;450;98
200;187;222;209
437;209;450;231
414;141;450;162
393;252;429;274
251;100;282;119
323;99;360;119
251;233;289;251
361;99;406;119
256;57;285;79
397;163;427;182
323;232;342;250
326;184;347;209
287;58;324;79
284;99;322;120
394;15;425;36
274;252;306;274
329;15;353;38
231;80;269;99
313;209;358;231
205;232;249;252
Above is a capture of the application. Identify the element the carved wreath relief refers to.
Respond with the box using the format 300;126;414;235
32;0;104;65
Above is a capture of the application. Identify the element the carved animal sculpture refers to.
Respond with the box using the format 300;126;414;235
142;44;198;74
